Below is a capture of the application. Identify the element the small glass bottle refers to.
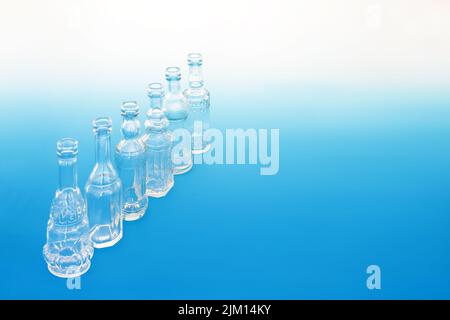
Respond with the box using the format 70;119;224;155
163;66;192;175
43;138;94;278
141;83;174;197
85;117;123;248
115;102;148;221
183;53;211;154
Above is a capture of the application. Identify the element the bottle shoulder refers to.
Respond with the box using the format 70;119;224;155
184;87;209;97
141;131;172;147
184;87;210;109
86;163;121;188
164;90;187;100
163;93;189;120
53;187;84;202
115;139;146;155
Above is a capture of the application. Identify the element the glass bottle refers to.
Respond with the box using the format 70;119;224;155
163;66;192;175
141;83;174;197
115;102;148;221
43;138;94;278
183;53;211;154
85;117;123;248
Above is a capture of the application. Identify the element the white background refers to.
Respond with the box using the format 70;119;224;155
1;0;450;92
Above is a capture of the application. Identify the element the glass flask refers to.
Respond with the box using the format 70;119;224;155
43;138;94;278
183;53;211;154
141;83;174;197
85;117;123;248
115;101;148;221
163;66;192;175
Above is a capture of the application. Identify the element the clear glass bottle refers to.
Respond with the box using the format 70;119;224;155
183;53;211;154
115;102;148;221
141;83;174;197
43;138;94;278
85;117;123;248
163;66;192;174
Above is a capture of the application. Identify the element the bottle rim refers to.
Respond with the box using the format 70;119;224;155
121;101;139;116
92;117;112;133
165;66;181;80
57;137;78;157
147;82;165;97
188;52;203;65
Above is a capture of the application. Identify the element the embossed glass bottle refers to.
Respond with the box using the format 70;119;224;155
141;83;174;197
115;102;148;221
163;66;192;174
183;53;211;154
85;117;123;248
43;138;93;278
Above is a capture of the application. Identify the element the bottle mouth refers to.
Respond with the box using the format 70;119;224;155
92;117;112;133
188;52;203;65
147;82;165;98
57;138;78;158
121;101;139;116
165;66;181;80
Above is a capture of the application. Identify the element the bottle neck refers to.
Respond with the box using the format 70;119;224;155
95;133;112;164
167;79;181;93
189;64;203;88
58;158;77;189
150;95;163;109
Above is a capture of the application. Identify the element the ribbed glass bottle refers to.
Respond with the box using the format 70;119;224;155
163;66;192;174
115;102;148;221
183;53;211;154
85;117;123;248
43;138;93;278
141;83;174;197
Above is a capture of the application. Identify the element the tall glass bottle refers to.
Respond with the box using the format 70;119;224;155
115;102;148;221
141;83;174;197
183;53;211;154
85;117;123;248
43;138;93;278
163;66;192;174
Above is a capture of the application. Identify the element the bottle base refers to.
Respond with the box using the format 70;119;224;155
174;162;193;175
147;179;174;198
123;208;147;221
122;197;148;221
47;259;91;278
91;226;123;249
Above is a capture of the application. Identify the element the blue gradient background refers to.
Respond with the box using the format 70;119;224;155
1;0;450;299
